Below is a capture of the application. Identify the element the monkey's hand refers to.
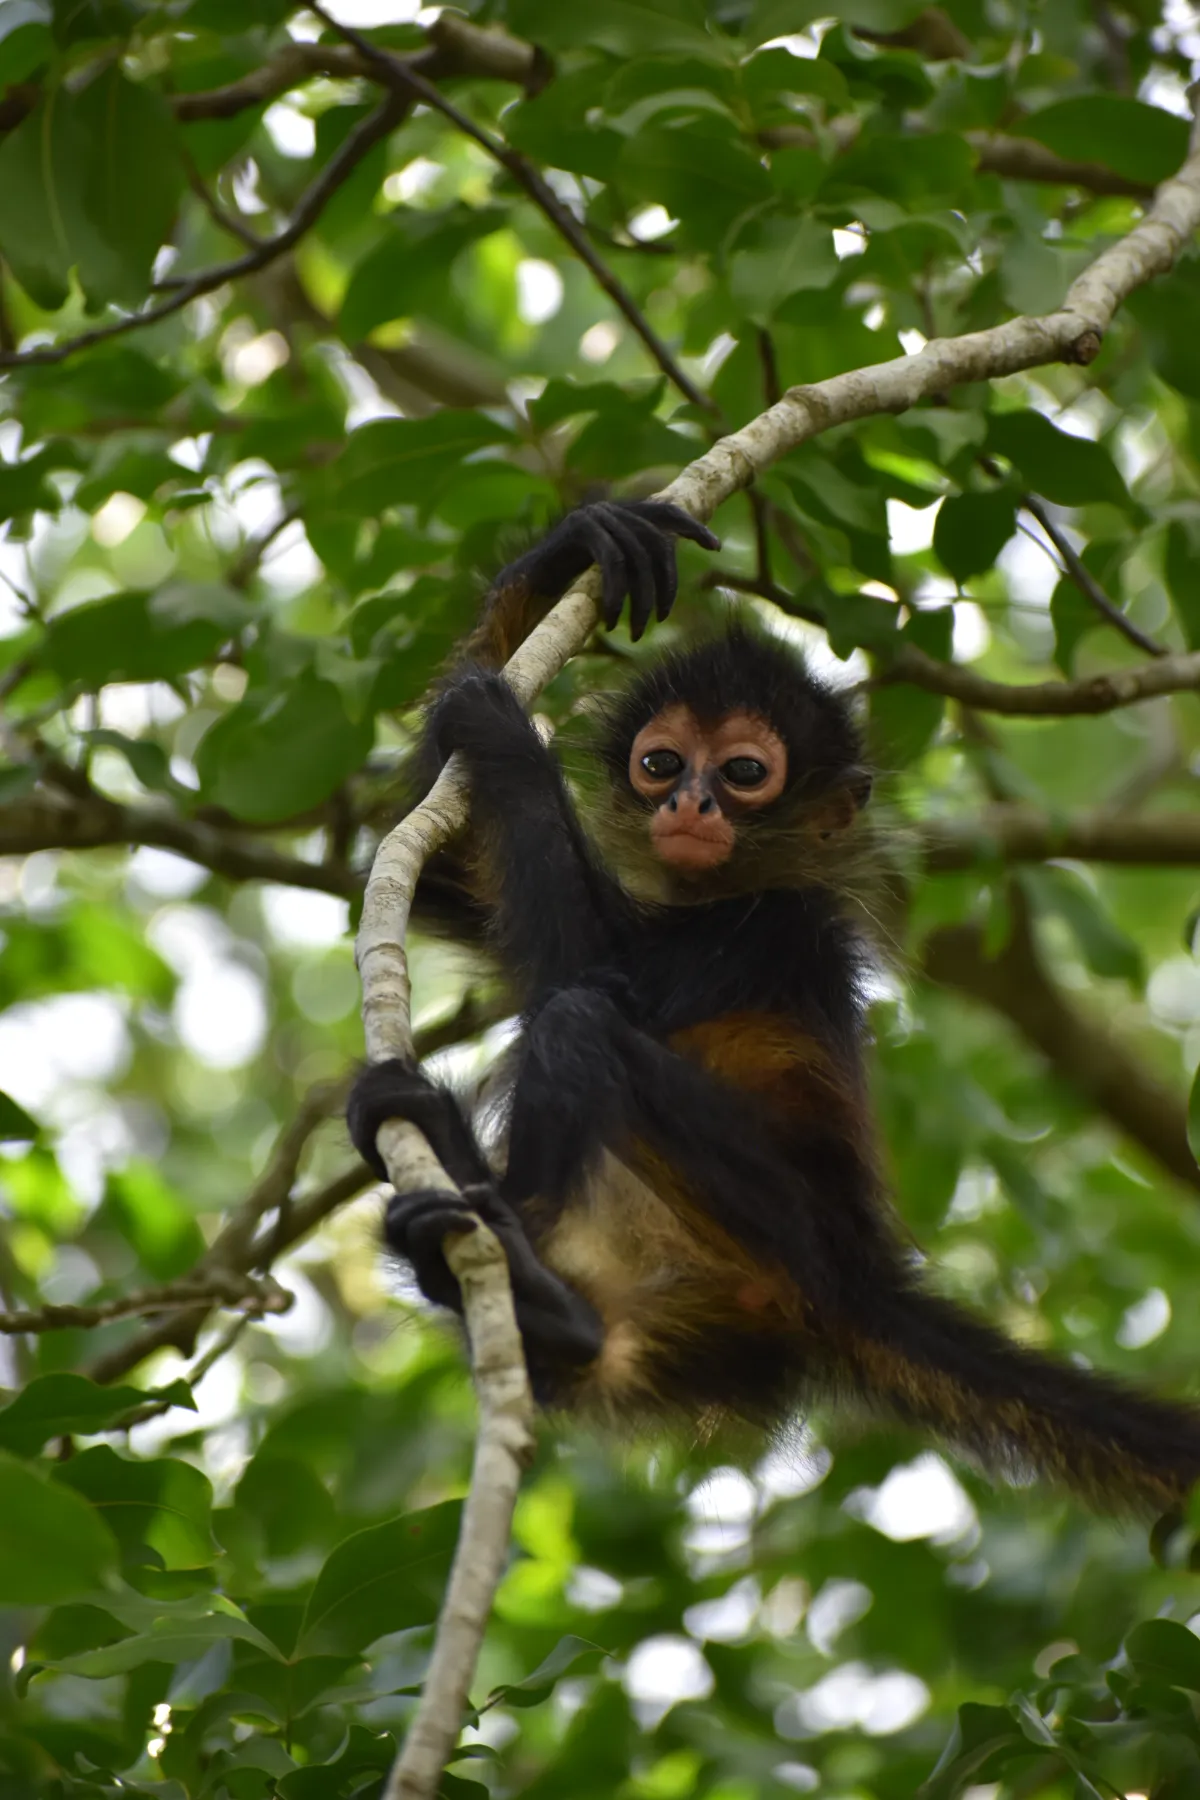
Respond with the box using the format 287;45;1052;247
347;1057;493;1190
426;666;532;771
501;500;719;641
385;1187;604;1366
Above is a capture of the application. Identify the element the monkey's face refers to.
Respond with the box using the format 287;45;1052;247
628;704;788;871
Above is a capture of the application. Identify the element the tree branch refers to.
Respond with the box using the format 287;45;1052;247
0;791;361;896
919;804;1200;870
306;2;717;418
1;1271;291;1335
880;643;1200;715
0;94;407;370
966;131;1154;199
922;903;1200;1194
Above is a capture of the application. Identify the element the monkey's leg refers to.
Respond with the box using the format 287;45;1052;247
348;1060;602;1373
840;1282;1200;1514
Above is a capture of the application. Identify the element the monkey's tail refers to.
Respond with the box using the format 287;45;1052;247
835;1285;1200;1515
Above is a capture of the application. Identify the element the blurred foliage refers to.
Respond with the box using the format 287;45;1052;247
1;1;1200;1796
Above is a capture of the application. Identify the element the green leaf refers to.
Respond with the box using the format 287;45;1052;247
55;1445;215;1573
297;1501;462;1656
96;1162;206;1280
47;1604;283;1676
1017;96;1188;187
195;670;374;823
276;1725;396;1798
1188;1064;1200;1171
729;217;839;321
0;1090;40;1142
73;67;184;307
1166;518;1200;650
326;412;515;517
0;1373;195;1456
0;1;52;86
921;1701;1030;1799
933;488;1018;582
506;0;720;59
616;117;773;246
0;1451;119;1603
1125;1619;1200;1691
1020;867;1144;985
42;586;249;685
341;205;507;341
0;73;182;311
505;71;622;181
486;1636;607;1709
986;411;1132;511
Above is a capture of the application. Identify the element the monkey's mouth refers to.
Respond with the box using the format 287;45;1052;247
651;815;734;869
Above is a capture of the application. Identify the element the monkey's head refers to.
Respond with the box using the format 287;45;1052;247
593;623;871;898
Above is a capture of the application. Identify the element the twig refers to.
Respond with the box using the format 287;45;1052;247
0;95;407;370
1019;491;1166;656
228;502;305;590
178;140;263;250
306;2;717;418
1;1272;290;1335
880;642;1200;715
109;1316;257;1431
923;898;1200;1194
702;566;825;627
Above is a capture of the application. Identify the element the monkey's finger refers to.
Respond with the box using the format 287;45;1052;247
626;510;677;622
623;499;721;553
385;1192;478;1244
574;515;629;630
598;503;657;640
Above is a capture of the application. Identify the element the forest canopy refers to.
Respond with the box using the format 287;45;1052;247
2;2;1200;1797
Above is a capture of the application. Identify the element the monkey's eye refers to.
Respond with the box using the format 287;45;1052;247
721;756;769;789
640;749;684;781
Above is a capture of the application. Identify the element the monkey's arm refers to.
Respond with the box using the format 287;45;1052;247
426;669;631;993
464;500;719;667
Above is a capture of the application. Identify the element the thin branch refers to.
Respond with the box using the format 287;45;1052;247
918;804;1200;869
1018;490;1166;656
966;130;1152;199
228;502;305;590
922;900;1200;1194
0;94;407;371
306;2;717;418
0;791;361;896
180;143;264;250
0;21;540;136
880;642;1200;715
0;1272;290;1335
702;566;826;627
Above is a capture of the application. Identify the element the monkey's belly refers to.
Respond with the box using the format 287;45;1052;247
536;1151;803;1422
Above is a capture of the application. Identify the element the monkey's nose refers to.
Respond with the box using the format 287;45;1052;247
668;789;714;818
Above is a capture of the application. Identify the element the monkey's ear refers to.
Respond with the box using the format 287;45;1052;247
812;772;871;838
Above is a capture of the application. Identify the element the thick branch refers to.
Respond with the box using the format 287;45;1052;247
922;909;1200;1194
919;805;1200;870
881;643;1200;715
0;94;406;371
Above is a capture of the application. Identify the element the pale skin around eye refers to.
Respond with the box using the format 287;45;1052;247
627;704;788;871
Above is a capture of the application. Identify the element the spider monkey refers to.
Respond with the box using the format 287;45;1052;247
349;500;1200;1516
